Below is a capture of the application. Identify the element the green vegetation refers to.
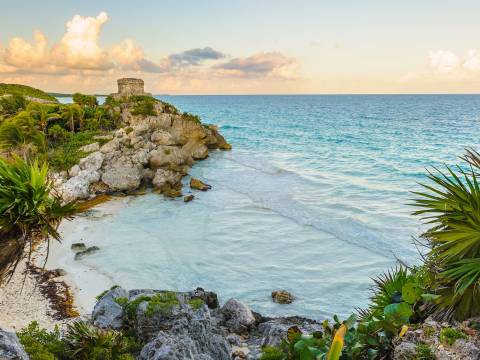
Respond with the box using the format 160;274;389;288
0;83;58;102
412;147;480;320
145;291;179;316
130;96;157;116
414;343;435;360
17;321;67;360
439;327;466;346
188;298;204;310
182;112;201;124
0;94;27;119
72;93;98;108
18;321;141;360
0;157;78;283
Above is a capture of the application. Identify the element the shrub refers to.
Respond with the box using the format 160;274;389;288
145;291;179;316
131;100;156;117
414;343;435;360
182;112;201;124
439;327;466;346
63;321;135;360
188;298;204;310
0;111;46;153
17;321;67;360
73;93;98;107
48;125;71;145
0;94;27;118
0;83;57;102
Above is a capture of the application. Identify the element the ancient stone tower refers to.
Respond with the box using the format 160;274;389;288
110;78;151;99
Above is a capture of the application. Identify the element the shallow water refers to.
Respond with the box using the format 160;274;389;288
62;95;480;319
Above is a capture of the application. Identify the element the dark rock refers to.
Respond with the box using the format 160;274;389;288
220;298;255;334
74;246;100;260
271;290;294;304
183;194;194;203
71;243;87;252
0;328;28;360
92;286;128;330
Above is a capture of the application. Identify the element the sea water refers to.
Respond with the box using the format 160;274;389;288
60;95;480;319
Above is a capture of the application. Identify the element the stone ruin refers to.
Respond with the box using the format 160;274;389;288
110;78;151;100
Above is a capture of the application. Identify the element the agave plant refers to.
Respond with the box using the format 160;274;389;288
64;321;133;360
0;156;78;283
412;148;480;320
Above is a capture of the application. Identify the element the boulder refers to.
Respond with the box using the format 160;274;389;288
79;151;104;171
102;163;142;191
77;169;101;184
149;147;193;170
79;142;100;152
151;130;175;145
61;176;90;202
257;317;323;348
191;143;209;160
220;298;255;334
68;164;80;177
100;138;120;153
190;178;211;191
152;169;183;189
92;286;128;330
271;290;294;304
71;243;87;252
0;328;28;360
138;315;231;360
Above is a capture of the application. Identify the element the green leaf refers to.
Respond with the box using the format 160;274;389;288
402;283;421;304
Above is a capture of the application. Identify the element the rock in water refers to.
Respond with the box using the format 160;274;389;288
220;298;256;334
0;328;29;360
92;286;128;330
71;243;87;252
190;178;212;191
271;290;295;304
184;194;194;202
74;246;100;260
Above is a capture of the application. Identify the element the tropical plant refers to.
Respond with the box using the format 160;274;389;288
48;124;72;145
27;102;60;136
61;104;84;133
72;93;98;108
0;156;78;283
0;111;46;154
412;148;480;320
63;321;135;360
0;94;27;118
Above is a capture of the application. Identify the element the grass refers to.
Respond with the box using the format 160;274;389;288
414;343;435;360
0;83;58;102
145;291;179;316
188;298;204;310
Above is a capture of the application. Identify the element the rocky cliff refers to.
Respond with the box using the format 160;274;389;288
56;98;231;202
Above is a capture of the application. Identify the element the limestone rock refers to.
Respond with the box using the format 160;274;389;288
71;243;87;252
79;142;100;153
102;163;142;191
192;143;209;160
79;151;104;171
149;147;193;170
92;286;128;330
257;317;323;348
100;138;120;153
68;164;80;177
77;169;101;184
0;328;28;360
151;130;175;145
190;178;211;191
61;176;90;202
271;290;294;304
152;169;183;189
220;298;255;334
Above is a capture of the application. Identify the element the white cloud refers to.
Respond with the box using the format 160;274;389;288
429;50;460;74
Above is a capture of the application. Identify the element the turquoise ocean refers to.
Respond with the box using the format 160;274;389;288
60;95;480;319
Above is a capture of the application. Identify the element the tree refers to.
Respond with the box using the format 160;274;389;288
61;104;84;133
26;102;60;137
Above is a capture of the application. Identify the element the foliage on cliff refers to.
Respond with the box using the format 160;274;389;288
0;83;58;102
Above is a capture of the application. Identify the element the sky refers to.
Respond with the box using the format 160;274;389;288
1;0;480;94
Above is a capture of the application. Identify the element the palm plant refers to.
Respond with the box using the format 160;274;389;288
412;148;480;320
0;111;46;154
0;156;78;283
61;104;84;133
26;102;60;137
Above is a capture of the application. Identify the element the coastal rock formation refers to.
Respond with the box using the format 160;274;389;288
88;287;328;360
57;92;231;202
0;328;29;360
271;290;295;304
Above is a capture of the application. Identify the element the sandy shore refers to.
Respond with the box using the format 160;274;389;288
0;196;130;331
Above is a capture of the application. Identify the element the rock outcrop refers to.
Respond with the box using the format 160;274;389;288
57;98;231;201
89;286;326;360
0;328;29;360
